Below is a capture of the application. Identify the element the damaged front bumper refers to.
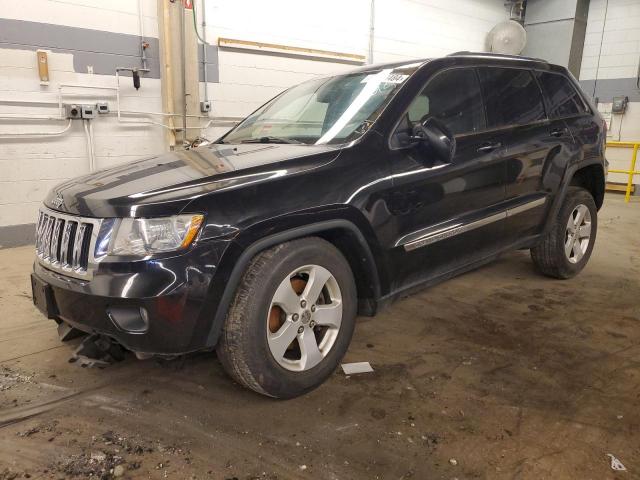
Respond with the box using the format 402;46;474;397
30;241;228;356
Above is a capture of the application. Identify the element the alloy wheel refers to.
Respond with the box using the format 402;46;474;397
266;264;343;371
565;204;591;264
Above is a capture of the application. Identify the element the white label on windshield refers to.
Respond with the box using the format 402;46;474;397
384;73;409;83
361;70;409;85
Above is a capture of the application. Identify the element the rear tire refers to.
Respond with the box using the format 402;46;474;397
531;186;597;279
216;237;357;398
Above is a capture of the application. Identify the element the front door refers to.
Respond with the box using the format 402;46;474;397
384;67;507;292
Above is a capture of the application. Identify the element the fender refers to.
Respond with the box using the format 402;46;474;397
542;158;606;235
203;218;382;348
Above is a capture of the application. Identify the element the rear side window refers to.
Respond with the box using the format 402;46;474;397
535;71;588;118
478;67;545;128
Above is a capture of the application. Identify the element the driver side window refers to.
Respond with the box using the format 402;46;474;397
392;67;485;148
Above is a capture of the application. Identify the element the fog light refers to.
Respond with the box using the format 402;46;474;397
107;306;149;333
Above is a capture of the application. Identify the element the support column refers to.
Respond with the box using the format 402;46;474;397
522;0;590;77
157;0;200;148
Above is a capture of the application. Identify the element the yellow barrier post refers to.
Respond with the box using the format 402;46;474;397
625;144;639;203
606;141;640;203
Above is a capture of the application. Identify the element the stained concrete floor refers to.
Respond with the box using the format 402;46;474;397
1;194;639;480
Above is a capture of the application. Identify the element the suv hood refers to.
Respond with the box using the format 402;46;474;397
44;143;340;218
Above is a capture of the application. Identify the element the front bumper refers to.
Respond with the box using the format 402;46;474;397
31;240;230;355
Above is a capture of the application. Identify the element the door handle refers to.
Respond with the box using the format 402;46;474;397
549;128;566;137
477;142;502;152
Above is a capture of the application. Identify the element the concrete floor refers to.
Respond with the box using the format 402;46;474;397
1;194;639;480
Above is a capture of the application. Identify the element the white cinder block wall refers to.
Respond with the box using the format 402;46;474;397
579;0;640;186
0;0;510;246
0;0;166;245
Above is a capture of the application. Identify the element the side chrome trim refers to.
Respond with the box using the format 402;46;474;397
403;212;506;252
506;196;546;216
401;196;547;252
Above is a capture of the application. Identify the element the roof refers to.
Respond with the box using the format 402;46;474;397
447;51;548;63
351;52;550;73
332;52;556;80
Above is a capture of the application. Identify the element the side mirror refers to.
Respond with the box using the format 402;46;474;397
410;117;456;163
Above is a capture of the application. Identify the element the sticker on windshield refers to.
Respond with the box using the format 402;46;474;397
384;73;409;83
361;71;409;85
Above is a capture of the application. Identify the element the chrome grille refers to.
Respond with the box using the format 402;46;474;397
35;207;102;279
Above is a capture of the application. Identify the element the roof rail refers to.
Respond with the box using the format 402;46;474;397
447;51;548;63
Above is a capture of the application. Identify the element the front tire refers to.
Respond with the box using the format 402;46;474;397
216;237;357;398
531;186;597;279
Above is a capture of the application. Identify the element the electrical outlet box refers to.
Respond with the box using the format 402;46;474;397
200;101;211;113
612;96;628;114
96;102;109;114
65;104;82;119
81;105;96;119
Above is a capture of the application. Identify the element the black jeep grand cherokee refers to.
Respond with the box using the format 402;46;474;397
31;52;606;398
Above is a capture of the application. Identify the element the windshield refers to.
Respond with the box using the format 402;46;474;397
220;64;420;145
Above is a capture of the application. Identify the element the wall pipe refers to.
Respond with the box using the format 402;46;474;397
0;114;66;121
83;119;96;172
592;0;609;98
202;0;209;102
138;0;148;71
58;76;208;120
368;0;375;64
179;0;188;144
58;74;215;129
3;72;233;134
0;119;73;137
89;120;97;171
0;103;235;121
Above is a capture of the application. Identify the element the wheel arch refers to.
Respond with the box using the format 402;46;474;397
204;218;383;348
569;163;605;210
543;160;605;235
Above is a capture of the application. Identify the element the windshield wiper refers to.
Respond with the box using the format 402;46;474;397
240;136;303;144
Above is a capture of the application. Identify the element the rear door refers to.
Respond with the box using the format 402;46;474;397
534;70;600;165
477;66;574;243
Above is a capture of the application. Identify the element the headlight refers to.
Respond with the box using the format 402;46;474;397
109;214;204;256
